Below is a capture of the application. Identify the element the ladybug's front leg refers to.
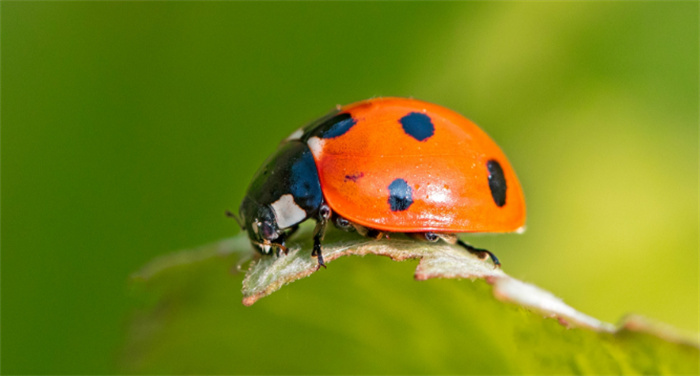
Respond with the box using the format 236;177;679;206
272;224;300;256
311;204;332;269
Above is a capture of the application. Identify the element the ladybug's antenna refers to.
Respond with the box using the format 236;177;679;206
225;210;244;230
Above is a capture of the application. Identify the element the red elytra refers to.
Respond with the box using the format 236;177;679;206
306;97;526;233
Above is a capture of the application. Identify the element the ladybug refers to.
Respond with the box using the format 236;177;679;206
234;97;525;268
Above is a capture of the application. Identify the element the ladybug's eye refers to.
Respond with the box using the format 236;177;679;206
261;222;277;240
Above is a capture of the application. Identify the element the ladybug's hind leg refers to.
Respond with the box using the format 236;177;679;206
455;238;501;268
417;232;501;268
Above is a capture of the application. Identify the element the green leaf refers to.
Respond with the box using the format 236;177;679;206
124;228;699;374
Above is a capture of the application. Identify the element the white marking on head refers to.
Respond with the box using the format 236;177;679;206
270;194;306;229
306;136;325;159
285;128;304;141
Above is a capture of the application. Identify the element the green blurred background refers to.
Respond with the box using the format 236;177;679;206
3;1;698;374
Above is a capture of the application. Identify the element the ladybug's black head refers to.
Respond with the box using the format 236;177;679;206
239;196;282;255
238;140;325;255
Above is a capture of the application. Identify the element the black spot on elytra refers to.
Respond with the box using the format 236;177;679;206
388;178;413;211
487;159;507;207
344;172;364;182
319;113;357;139
399;112;434;141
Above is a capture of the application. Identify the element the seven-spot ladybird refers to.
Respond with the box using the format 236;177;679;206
235;98;526;268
